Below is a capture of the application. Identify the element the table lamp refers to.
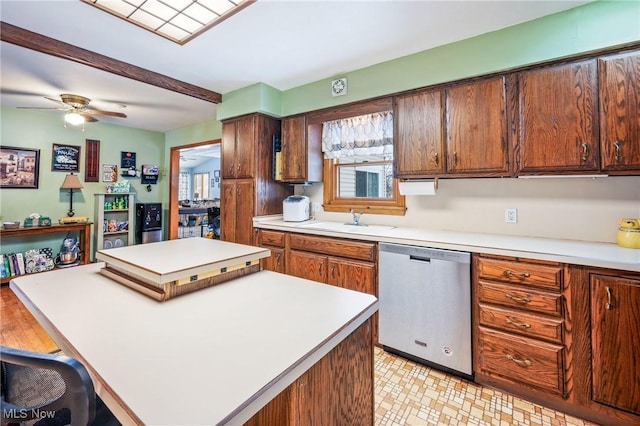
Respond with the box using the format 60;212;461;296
60;173;83;218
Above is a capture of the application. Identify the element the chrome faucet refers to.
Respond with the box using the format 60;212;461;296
350;209;364;225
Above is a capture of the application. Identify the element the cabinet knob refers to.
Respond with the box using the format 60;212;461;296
433;152;439;167
605;286;614;310
452;152;458;168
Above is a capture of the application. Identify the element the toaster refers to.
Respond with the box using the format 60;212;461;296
283;195;310;222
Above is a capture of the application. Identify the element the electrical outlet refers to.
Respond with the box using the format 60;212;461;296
505;208;518;224
312;202;322;215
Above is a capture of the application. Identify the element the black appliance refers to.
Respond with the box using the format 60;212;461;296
136;203;162;244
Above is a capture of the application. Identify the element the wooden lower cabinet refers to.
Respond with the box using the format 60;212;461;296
257;230;378;345
244;317;374;425
474;254;568;396
474;254;640;426
590;273;640;416
289;250;327;282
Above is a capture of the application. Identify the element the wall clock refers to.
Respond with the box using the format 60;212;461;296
331;78;347;97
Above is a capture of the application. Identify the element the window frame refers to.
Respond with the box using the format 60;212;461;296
307;97;405;215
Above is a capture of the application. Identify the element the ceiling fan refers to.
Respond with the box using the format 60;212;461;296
18;93;127;124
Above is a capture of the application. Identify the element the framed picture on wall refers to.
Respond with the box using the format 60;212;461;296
51;143;80;172
0;146;40;189
103;164;117;182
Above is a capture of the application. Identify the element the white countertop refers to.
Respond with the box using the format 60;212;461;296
253;216;640;272
95;238;270;284
10;264;377;425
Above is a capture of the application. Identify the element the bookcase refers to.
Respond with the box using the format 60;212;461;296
94;193;135;254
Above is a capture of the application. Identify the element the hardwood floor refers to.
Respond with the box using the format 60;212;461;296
0;285;58;353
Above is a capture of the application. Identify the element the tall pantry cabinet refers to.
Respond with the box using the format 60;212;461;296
220;113;292;245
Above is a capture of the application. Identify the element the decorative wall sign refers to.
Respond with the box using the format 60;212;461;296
0;146;40;189
51;144;80;172
103;164;118;182
121;151;136;170
141;164;159;184
84;139;100;182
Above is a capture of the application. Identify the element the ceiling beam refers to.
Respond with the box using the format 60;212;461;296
0;21;222;104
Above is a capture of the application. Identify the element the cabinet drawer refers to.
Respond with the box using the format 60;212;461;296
478;303;563;344
260;230;285;247
289;233;376;262
477;327;565;396
477;257;563;291
477;281;563;316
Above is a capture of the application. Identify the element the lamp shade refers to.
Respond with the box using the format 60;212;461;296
60;173;84;190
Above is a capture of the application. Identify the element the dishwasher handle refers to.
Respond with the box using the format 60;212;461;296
409;255;431;263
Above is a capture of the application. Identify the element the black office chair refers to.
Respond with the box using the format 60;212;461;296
0;345;119;426
207;207;221;239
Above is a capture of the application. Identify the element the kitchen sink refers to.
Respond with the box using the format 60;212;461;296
297;221;396;234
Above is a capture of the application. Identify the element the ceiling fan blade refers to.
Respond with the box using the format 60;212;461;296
44;96;68;107
83;109;127;118
80;113;99;122
16;106;68;110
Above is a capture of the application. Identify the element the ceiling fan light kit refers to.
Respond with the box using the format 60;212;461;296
64;112;85;126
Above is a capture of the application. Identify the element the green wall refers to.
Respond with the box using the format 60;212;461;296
0;107;165;254
218;0;640;120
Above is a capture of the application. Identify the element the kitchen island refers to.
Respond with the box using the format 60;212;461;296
10;240;378;425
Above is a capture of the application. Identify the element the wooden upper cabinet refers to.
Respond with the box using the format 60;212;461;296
446;76;509;175
516;59;599;174
395;89;445;177
599;50;640;173
221;115;255;179
281;115;307;181
280;115;323;183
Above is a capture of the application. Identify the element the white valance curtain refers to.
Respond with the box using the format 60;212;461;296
321;111;393;159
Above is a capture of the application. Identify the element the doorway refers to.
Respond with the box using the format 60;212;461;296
168;139;221;240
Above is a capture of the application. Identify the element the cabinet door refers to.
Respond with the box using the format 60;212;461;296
281;115;307;181
221;120;237;179
288;250;327;283
590;274;640;415
234;180;255;245
446;77;509;175
235;115;256;179
220;180;237;241
327;258;375;294
261;247;285;273
395;89;445;177
599;50;640;173
517;60;599;173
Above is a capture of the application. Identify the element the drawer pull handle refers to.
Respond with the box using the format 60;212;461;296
581;143;589;162
503;270;531;279
506;316;531;329
433;152;439;167
505;293;531;304
614;140;622;162
605;286;613;310
506;354;531;367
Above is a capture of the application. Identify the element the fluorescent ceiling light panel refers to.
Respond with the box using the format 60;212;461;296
81;0;255;45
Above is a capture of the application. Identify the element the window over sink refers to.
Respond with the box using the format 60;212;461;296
320;109;405;215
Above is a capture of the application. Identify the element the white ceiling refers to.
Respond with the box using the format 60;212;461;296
1;0;592;133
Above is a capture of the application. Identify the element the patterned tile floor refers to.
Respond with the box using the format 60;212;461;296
374;347;599;426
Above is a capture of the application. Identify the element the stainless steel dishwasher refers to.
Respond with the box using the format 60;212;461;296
378;242;472;378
